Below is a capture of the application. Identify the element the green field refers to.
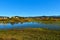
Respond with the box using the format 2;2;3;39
0;28;60;40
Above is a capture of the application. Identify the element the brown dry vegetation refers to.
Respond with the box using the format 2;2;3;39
0;28;60;40
1;17;60;22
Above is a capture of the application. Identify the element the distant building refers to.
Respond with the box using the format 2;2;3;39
0;16;9;19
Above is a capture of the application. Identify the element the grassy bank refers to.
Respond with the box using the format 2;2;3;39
0;28;60;40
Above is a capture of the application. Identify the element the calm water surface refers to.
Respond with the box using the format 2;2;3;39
0;21;60;30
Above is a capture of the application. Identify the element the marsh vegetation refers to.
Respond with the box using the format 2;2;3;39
0;28;60;40
0;16;60;40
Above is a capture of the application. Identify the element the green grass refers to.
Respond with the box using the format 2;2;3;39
0;28;60;40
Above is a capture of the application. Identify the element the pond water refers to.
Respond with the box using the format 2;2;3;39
0;21;60;30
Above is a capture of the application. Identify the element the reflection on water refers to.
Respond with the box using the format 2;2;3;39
0;21;60;30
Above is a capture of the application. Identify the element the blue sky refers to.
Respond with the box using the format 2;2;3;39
0;0;60;17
